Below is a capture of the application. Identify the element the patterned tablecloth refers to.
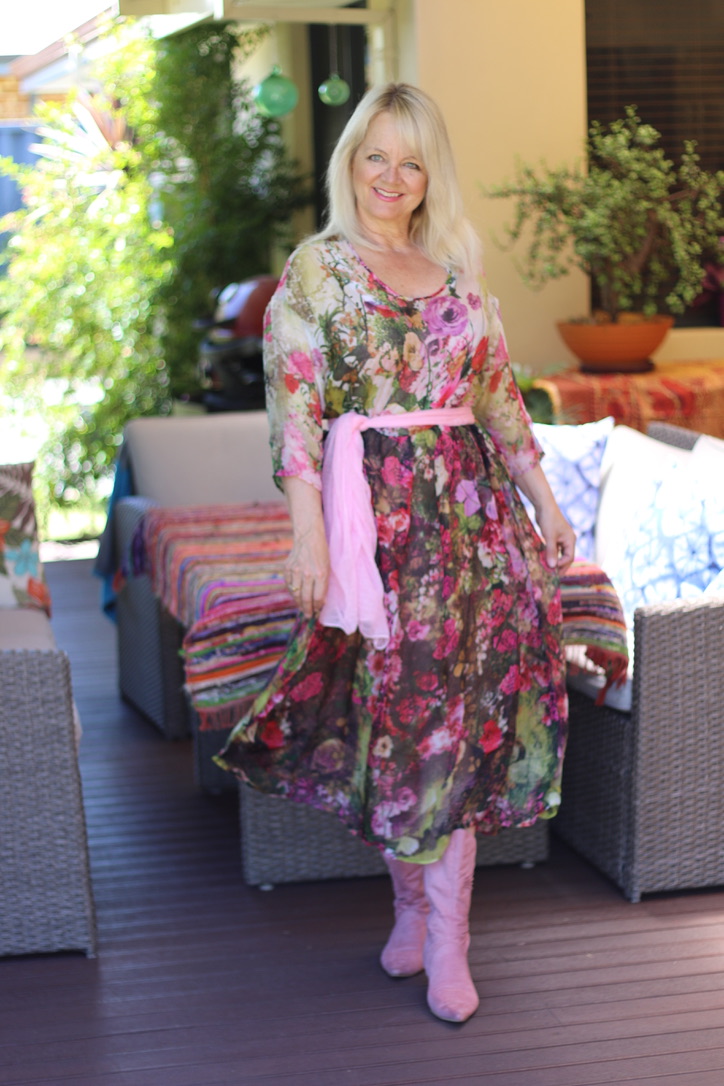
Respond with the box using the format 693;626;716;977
132;504;629;733
533;361;724;437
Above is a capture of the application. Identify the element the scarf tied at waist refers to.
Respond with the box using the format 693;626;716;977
319;405;476;649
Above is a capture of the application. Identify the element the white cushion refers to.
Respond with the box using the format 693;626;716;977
125;411;279;506
694;433;724;458
0;608;56;650
595;426;692;575
527;416;614;560
598;427;723;627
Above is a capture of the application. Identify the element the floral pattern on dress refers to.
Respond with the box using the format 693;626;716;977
216;238;567;863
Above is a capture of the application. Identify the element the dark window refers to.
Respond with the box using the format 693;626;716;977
586;0;724;173
309;7;368;229
586;0;724;325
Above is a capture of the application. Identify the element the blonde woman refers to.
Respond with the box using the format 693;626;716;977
218;83;574;1023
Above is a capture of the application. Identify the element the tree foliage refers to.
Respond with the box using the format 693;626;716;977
485;107;724;321
0;18;310;515
0;26;172;508
153;22;311;398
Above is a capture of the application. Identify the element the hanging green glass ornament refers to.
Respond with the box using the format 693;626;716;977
253;65;299;118
318;72;351;107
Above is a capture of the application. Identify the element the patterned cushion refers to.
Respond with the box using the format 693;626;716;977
705;568;724;597
523;416;615;560
0;462;51;613
603;437;723;626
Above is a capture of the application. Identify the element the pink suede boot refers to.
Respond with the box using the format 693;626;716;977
380;856;428;977
422;828;479;1022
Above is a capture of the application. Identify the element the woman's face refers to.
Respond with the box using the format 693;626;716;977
351;112;428;237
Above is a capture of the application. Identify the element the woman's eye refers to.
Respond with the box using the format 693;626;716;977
369;153;384;162
404;161;421;170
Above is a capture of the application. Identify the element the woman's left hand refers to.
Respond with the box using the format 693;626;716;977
534;502;576;575
515;462;576;575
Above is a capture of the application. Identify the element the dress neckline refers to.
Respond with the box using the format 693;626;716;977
342;240;452;303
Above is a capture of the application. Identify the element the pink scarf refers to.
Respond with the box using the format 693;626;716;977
319;406;475;648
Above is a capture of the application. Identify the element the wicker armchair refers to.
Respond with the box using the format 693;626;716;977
555;423;724;902
0;637;97;956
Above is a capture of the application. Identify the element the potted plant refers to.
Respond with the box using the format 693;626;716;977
484;107;724;371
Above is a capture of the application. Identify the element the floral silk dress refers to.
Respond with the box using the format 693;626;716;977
216;238;568;863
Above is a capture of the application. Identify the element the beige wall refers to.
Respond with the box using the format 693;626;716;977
402;0;590;371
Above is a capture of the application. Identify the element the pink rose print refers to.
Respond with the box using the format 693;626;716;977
494;628;518;654
289;350;314;381
422;295;468;337
291;672;324;702
381;456;411;488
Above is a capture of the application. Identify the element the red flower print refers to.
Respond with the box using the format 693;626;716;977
433;617;460;659
547;595;562;624
469;337;488;373
284;372;300;394
481;719;504;754
27;578;52;616
494;628;518;654
290;672;324;702
259;717;286;749
500;664;521;695
489;369;502;394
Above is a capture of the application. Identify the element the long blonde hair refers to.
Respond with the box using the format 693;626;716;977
314;83;481;277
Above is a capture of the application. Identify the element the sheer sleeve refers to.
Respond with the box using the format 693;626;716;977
472;294;542;479
263;244;331;492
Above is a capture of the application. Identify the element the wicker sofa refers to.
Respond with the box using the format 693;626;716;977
555;421;724;902
107;410;550;884
0;605;97;957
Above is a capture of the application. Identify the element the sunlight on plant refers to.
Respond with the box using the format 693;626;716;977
0;18;310;535
484;107;724;322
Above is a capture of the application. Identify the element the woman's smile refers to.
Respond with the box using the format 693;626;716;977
352;112;428;236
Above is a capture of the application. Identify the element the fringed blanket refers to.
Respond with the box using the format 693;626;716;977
131;505;629;730
560;559;630;704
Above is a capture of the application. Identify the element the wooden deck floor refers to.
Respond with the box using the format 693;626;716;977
4;558;724;1085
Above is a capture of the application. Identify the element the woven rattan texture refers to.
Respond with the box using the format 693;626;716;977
559;597;724;902
645;422;700;449
0;649;96;956
239;785;548;886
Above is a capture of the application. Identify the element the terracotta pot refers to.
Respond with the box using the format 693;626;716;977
556;315;675;373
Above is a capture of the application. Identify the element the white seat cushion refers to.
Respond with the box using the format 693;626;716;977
125;411;279;506
0;607;57;650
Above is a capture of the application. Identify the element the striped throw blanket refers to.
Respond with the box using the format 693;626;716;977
132;506;629;730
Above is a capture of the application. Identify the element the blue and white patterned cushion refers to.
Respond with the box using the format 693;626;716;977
606;453;724;627
522;416;615;560
704;568;724;597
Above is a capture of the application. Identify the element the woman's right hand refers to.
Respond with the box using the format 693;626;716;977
281;477;330;618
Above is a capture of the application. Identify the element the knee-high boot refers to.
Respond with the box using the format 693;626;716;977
380;856;428;977
422;828;479;1023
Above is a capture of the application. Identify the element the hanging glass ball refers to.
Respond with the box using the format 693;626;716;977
253;65;299;118
318;73;351;107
